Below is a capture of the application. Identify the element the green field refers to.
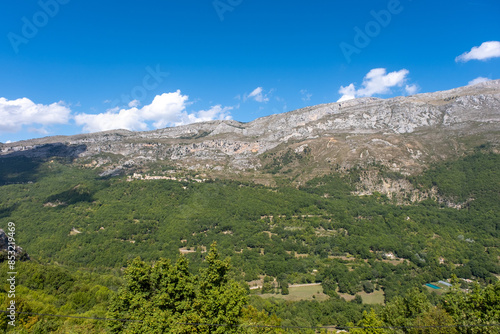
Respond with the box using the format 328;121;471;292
259;284;330;301
338;290;385;305
360;290;385;304
258;284;385;305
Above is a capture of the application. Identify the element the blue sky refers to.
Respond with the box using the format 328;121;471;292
1;0;499;143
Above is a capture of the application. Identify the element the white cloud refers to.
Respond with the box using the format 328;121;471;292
357;68;409;96
186;105;233;124
128;99;140;108
456;41;500;62
140;91;190;128
468;77;491;86
75;90;233;133
337;84;357;102
246;87;269;103
337;68;411;102
74;108;147;133
405;84;419;95
0;97;71;133
300;89;312;102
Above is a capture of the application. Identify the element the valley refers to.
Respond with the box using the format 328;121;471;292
0;81;499;333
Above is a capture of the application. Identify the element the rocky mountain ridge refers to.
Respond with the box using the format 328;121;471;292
1;80;499;182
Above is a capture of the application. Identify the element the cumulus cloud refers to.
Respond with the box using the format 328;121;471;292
456;41;500;62
0;97;71;133
337;68;411;102
140;91;190;128
468;77;491;86
405;84;419;95
75;90;232;133
246;87;270;103
74;108;147;133
337;84;357;102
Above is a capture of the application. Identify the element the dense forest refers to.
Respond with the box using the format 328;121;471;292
0;149;498;332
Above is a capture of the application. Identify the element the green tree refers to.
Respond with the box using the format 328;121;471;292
107;242;247;334
107;256;198;333
381;288;432;331
196;242;247;333
410;307;457;334
349;309;387;334
443;280;500;334
281;282;289;295
241;305;286;333
363;281;374;293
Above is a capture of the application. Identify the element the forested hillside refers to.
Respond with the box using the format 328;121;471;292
0;149;498;332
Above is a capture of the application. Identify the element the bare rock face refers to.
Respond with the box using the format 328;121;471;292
1;80;499;176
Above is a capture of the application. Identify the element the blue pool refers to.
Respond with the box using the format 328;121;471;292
426;283;441;289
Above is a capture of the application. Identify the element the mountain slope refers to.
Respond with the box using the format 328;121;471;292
1;80;499;182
